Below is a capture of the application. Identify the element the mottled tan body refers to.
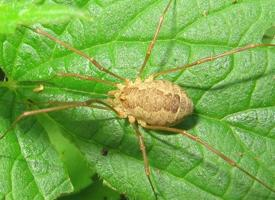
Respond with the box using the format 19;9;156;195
108;78;193;126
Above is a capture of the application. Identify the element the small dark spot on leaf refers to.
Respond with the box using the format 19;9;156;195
262;26;275;44
120;194;128;200
27;99;35;104
0;67;6;82
101;148;109;156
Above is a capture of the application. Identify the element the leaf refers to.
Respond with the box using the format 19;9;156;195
0;89;74;200
60;176;121;200
1;0;275;199
0;1;89;34
39;114;95;193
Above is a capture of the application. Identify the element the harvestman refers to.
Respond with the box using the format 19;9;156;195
1;0;275;198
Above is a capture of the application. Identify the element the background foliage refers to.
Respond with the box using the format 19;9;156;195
0;0;275;199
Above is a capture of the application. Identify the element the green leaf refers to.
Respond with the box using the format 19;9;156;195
0;1;89;34
0;90;74;200
60;176;121;200
1;0;275;199
39;114;95;193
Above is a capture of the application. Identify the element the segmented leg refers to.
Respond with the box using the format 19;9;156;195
152;43;275;78
132;123;158;199
0;99;115;139
144;125;275;193
138;0;173;77
56;72;118;86
23;26;126;82
29;100;111;110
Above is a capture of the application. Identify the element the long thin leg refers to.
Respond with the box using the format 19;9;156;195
0;99;116;139
152;43;275;78
138;0;173;77
23;26;126;82
56;72;118;87
27;99;111;110
144;124;275;193
132;123;158;199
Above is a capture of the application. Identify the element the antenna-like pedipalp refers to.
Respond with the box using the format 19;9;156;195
144;125;275;193
23;26;126;82
0;99;116;139
152;43;275;78
138;0;173;78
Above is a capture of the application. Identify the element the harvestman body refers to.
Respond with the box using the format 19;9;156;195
109;78;193;126
1;0;275;199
